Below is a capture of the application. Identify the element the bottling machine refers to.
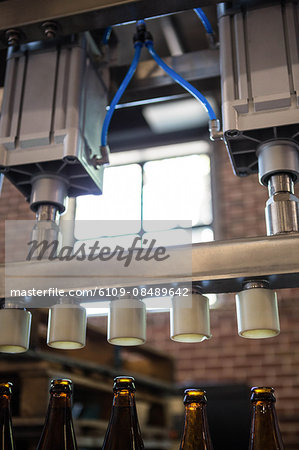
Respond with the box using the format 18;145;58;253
0;0;298;351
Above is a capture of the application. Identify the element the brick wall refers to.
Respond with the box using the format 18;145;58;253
0;141;299;447
0;179;34;262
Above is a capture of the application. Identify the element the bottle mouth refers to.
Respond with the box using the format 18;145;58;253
0;382;12;396
251;386;276;402
113;376;136;392
183;389;207;404
50;379;73;394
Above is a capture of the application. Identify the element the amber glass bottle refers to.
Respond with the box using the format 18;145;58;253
180;389;213;450
102;376;144;450
249;387;284;450
36;379;78;450
0;382;15;450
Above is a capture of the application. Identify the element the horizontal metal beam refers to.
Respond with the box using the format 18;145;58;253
0;0;217;49
192;233;299;293
1;234;299;299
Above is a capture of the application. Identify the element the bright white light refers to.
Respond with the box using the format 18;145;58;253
143;154;212;229
75;146;213;243
82;301;110;316
75;164;141;239
82;294;217;315
192;227;214;243
142;98;216;134
109;141;210;166
206;294;217;307
143;296;172;312
143;229;191;247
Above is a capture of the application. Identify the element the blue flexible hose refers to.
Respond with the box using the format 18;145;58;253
145;41;217;121
102;26;112;45
193;8;214;35
101;42;143;147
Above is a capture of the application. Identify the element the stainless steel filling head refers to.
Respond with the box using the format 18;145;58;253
0;308;32;353
47;303;87;350
257;140;299;186
30;175;68;213
108;298;146;346
235;287;280;339
170;291;211;343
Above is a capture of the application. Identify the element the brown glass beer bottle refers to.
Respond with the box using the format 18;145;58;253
36;379;78;450
249;387;284;450
180;389;213;450
102;376;144;450
0;382;15;450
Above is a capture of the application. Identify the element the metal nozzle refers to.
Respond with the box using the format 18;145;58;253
235;285;280;339
265;173;299;235
36;204;59;222
209;119;223;141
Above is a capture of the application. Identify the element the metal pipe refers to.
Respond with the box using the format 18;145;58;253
36;204;59;222
266;173;299;235
3;234;299;297
268;173;294;197
160;16;184;56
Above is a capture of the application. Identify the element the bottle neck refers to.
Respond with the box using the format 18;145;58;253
250;400;284;449
45;392;73;425
0;395;10;410
36;392;76;449
102;389;144;449
45;393;72;433
112;390;136;407
0;395;14;449
49;392;72;408
0;395;12;420
180;402;213;450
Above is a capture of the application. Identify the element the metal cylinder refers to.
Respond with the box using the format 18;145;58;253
265;174;299;235
170;291;211;343
59;197;76;248
47;303;87;349
36;204;59;222
235;283;280;339
30;175;68;213
0;308;32;353
257;140;299;186
108;298;146;346
268;173;294;196
30;219;60;259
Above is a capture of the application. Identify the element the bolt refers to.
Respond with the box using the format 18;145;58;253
243;280;269;290
41;21;58;40
226;129;240;138
5;29;21;47
63;155;77;164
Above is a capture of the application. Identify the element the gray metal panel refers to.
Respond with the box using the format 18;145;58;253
0;34;106;197
53;48;69;131
247;5;290;101
0;58;20;141
233;13;248;102
219;14;235;104
0;0;216;49
20;51;57;138
65;46;84;131
219;2;299;177
82;59;107;156
219;14;238;132
285;2;299;102
9;57;26;144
